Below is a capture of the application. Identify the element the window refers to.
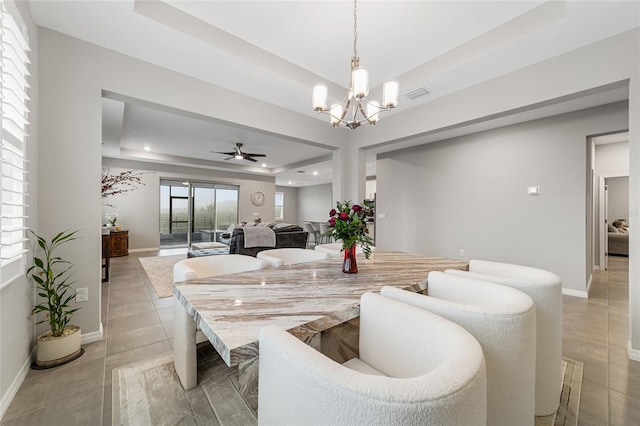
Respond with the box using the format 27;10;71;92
1;0;30;273
275;191;284;221
159;180;239;247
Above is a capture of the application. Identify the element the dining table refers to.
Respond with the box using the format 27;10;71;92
172;250;468;411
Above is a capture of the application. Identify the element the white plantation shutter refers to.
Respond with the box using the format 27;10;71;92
1;0;30;267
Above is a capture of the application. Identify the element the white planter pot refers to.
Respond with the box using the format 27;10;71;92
36;325;82;367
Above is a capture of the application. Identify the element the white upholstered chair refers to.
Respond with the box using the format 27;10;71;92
314;242;371;257
318;222;332;244
258;292;487;426
173;254;268;283
381;271;537;425
446;259;562;416
257;248;329;267
303;222;319;245
172;254;268;388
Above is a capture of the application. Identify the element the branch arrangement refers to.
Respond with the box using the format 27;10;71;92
101;168;147;199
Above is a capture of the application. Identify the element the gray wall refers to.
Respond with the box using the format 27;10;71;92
276;186;298;225
376;102;628;293
607;176;629;223
102;160;277;251
297;184;333;223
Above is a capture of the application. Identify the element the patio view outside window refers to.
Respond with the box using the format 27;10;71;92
159;180;238;247
275;191;284;221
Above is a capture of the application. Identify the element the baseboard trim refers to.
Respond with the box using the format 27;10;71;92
81;323;103;344
0;346;36;420
628;341;640;362
129;247;160;253
562;288;589;299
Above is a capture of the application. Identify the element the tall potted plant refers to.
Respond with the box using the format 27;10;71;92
27;229;83;368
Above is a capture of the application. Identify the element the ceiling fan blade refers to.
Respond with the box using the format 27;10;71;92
244;155;258;162
245;153;266;158
223;156;234;160
211;151;236;156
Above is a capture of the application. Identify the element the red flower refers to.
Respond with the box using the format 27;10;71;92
329;217;336;226
352;204;362;212
339;212;349;221
329;209;337;216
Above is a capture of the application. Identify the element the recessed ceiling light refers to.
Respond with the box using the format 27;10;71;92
313;171;318;176
143;146;151;151
288;181;292;185
262;163;267;167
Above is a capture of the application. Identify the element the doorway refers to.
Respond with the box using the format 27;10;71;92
590;131;629;272
160;179;239;247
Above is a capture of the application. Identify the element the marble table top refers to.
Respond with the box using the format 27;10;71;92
173;251;468;367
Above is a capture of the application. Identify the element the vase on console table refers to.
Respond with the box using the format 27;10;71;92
342;244;358;274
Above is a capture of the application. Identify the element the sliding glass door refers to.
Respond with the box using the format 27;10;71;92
160;180;238;247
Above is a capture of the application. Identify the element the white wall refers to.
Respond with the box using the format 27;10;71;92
297;184;332;223
102;159;276;250
276;185;298;225
595;141;630;176
0;1;39;418
377;102;628;294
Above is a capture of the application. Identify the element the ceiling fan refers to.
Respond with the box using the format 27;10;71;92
212;143;266;163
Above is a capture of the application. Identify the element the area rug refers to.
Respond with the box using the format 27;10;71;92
113;348;582;426
536;357;583;426
138;254;186;298
113;345;256;426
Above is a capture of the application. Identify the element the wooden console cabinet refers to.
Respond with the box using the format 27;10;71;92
109;230;129;257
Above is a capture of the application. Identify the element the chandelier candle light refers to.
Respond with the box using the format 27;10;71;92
312;0;399;129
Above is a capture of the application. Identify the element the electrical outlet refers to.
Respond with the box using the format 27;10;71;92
76;287;88;302
459;249;465;257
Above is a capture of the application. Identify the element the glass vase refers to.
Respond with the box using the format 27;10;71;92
342;244;358;274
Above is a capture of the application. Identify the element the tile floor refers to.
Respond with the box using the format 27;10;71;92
1;252;638;425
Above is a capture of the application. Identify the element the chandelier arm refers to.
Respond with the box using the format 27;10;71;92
315;109;348;123
357;101;376;125
362;99;392;112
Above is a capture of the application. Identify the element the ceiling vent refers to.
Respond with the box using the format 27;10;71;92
403;87;429;100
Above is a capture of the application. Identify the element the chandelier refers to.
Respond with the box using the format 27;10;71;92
312;0;399;129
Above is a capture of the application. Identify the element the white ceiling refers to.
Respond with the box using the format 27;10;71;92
29;0;640;186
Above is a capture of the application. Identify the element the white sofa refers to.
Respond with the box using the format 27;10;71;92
258;292;487;426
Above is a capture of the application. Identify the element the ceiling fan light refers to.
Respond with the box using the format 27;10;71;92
235;154;243;159
352;67;369;98
312;83;328;111
383;80;399;108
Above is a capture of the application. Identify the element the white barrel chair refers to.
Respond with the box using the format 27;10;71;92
172;254;268;388
446;259;562;416
173;254;268;283
382;271;537;426
314;243;372;257
258;292;487;426
257;248;328;267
